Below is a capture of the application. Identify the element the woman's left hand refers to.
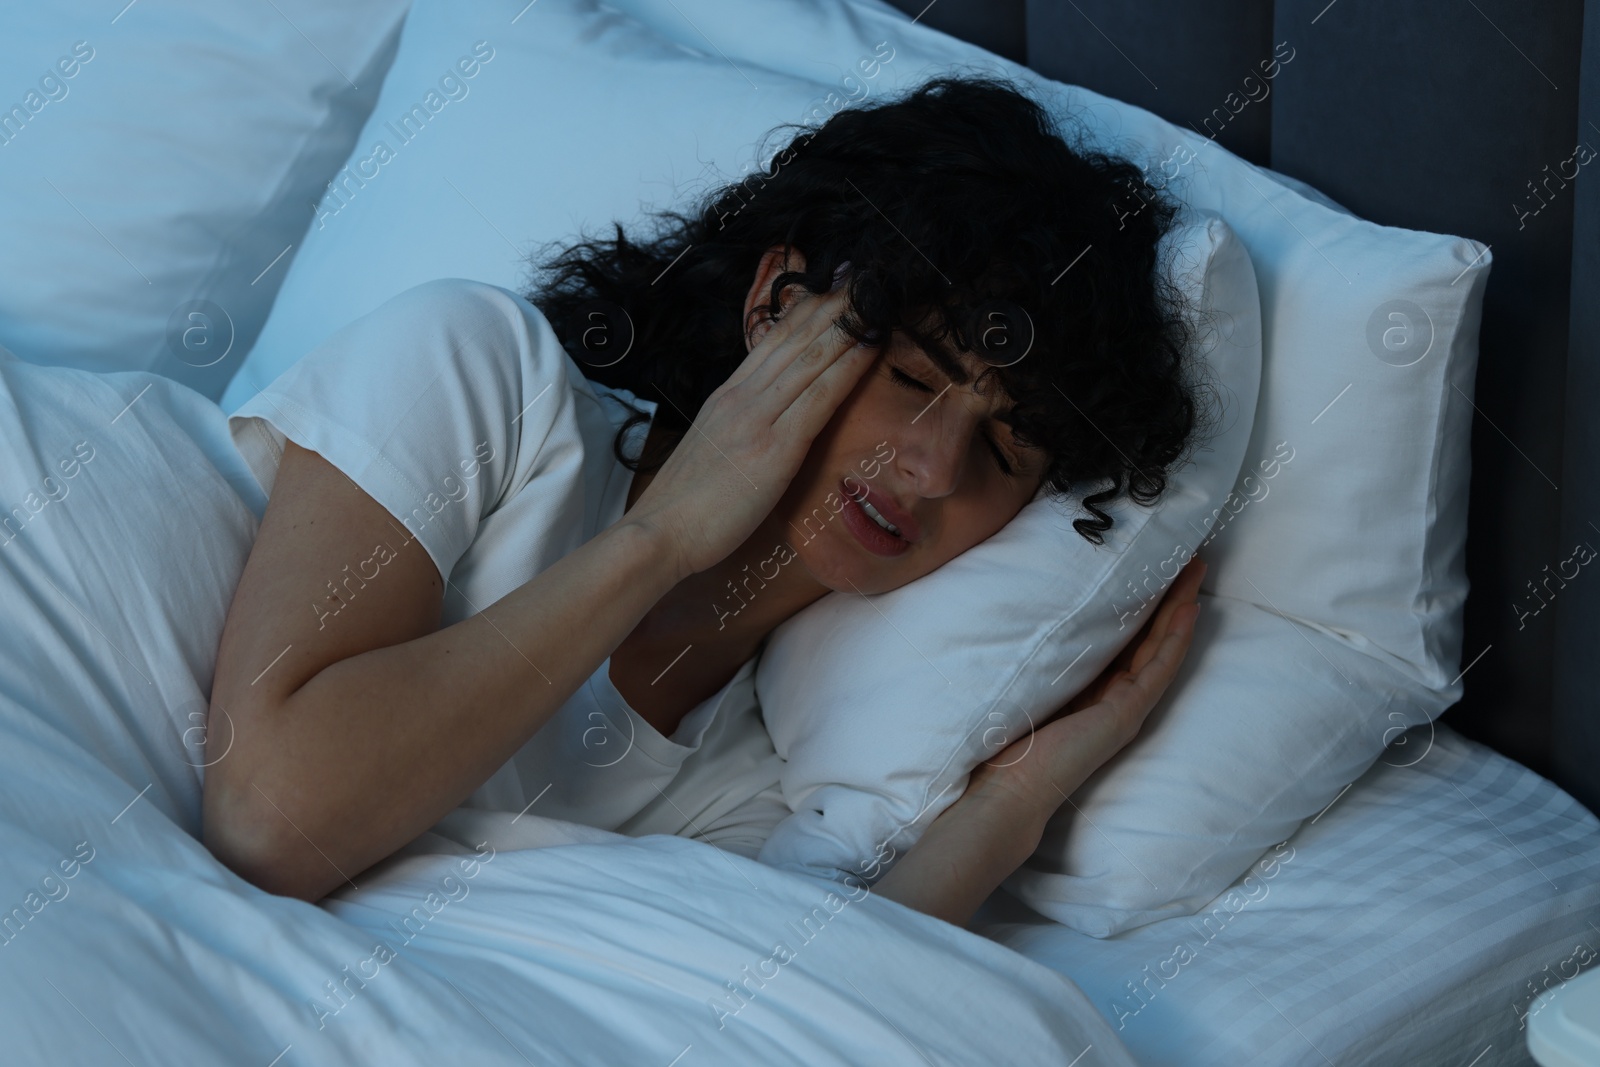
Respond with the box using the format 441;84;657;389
873;557;1205;927
962;557;1205;829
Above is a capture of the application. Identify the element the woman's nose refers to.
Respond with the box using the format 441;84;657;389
898;408;980;499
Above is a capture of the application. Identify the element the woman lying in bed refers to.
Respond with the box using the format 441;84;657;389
201;73;1205;920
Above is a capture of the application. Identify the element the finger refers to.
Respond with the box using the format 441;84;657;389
1098;593;1163;687
1123;604;1198;709
730;281;857;398
1093;602;1195;725
1129;558;1206;674
1128;602;1189;678
1152;558;1205;632
1062;630;1143;719
1062;560;1204;717
708;268;847;400
714;286;834;396
1116;607;1161;675
770;328;882;444
756;291;877;420
1041;600;1200;792
1170;556;1207;603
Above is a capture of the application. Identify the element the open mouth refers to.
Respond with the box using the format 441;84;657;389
847;483;902;537
840;478;911;558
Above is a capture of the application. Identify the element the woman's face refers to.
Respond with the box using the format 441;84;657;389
747;249;1051;597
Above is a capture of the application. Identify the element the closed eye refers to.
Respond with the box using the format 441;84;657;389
888;366;1017;477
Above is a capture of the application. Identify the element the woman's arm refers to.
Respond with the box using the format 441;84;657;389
875;558;1204;927
868;792;1045;928
204;440;684;903
205;280;874;904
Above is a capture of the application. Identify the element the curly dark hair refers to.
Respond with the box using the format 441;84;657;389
523;72;1215;543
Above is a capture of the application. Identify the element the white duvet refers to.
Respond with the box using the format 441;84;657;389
0;350;1137;1065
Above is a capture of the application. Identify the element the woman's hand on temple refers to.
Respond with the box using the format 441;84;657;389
874;557;1205;927
621;271;877;580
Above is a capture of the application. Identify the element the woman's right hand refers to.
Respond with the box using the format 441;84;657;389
623;274;879;579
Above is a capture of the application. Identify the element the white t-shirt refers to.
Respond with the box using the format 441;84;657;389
226;278;787;858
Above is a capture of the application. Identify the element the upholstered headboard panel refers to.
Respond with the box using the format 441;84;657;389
886;0;1598;815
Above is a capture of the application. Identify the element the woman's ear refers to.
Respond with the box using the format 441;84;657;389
743;244;808;351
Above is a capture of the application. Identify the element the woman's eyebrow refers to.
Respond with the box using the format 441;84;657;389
898;324;974;385
898;325;1035;439
898;335;1046;469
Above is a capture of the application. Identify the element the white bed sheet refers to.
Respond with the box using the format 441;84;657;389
974;722;1600;1066
0;752;1139;1066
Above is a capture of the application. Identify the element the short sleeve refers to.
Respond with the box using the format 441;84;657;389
227;278;584;583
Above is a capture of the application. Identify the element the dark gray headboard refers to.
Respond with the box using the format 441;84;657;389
886;0;1599;815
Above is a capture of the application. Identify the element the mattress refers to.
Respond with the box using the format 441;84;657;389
974;721;1600;1066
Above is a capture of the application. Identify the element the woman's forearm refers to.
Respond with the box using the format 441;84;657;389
873;794;1045;928
209;518;682;902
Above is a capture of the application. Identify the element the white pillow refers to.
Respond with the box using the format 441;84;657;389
1002;592;1448;934
754;211;1260;887
0;1;410;400
217;0;845;414
213;0;1490;933
0;348;266;840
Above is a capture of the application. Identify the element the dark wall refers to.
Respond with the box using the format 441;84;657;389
1554;0;1600;814
1023;0;1276;165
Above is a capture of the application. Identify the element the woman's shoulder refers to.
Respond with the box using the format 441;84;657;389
377;278;661;459
367;277;582;398
382;277;549;340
